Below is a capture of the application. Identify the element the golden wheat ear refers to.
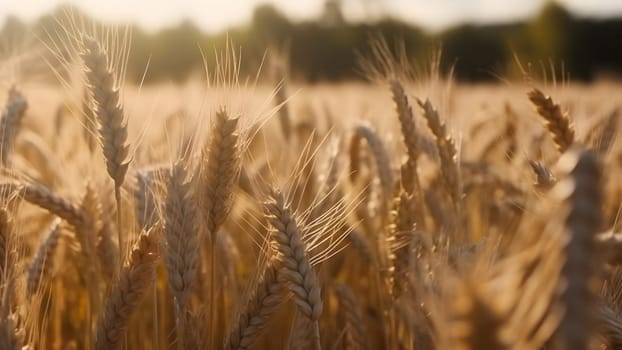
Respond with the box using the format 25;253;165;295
80;35;132;260
387;191;416;298
390;80;420;163
224;261;285;350
351;124;395;200
264;188;323;350
527;88;575;154
94;228;160;350
200;106;241;240
0;182;97;263
26;218;62;296
417;98;460;198
334;282;370;350
550;148;602;350
0;87;28;167
162;160;200;348
80;36;131;188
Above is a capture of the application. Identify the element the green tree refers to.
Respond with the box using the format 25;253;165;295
528;1;574;62
252;4;292;44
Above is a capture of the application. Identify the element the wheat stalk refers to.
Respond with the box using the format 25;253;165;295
388;191;416;297
200;107;241;348
274;62;292;140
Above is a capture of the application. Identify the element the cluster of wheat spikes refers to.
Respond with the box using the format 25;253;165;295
1;26;622;350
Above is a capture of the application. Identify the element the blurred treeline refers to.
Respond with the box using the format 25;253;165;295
1;1;621;83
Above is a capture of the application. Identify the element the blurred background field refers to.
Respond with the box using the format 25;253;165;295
1;0;622;84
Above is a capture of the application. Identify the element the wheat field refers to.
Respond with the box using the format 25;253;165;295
0;22;621;350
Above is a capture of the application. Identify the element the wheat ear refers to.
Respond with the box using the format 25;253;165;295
26;219;62;295
551;148;601;350
94;229;160;350
201;107;240;238
10;182;85;225
80;35;131;260
2;181;94;238
2;182;94;255
334;282;369;350
164;160;200;348
390;80;424;197
390;80;420;162
201;107;240;348
224;263;286;350
527;88;575;154
352;124;395;198
0;87;28;167
388;191;416;297
264;189;323;350
417;98;461;205
81;182;117;281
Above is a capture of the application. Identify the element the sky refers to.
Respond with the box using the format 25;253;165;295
2;0;622;33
